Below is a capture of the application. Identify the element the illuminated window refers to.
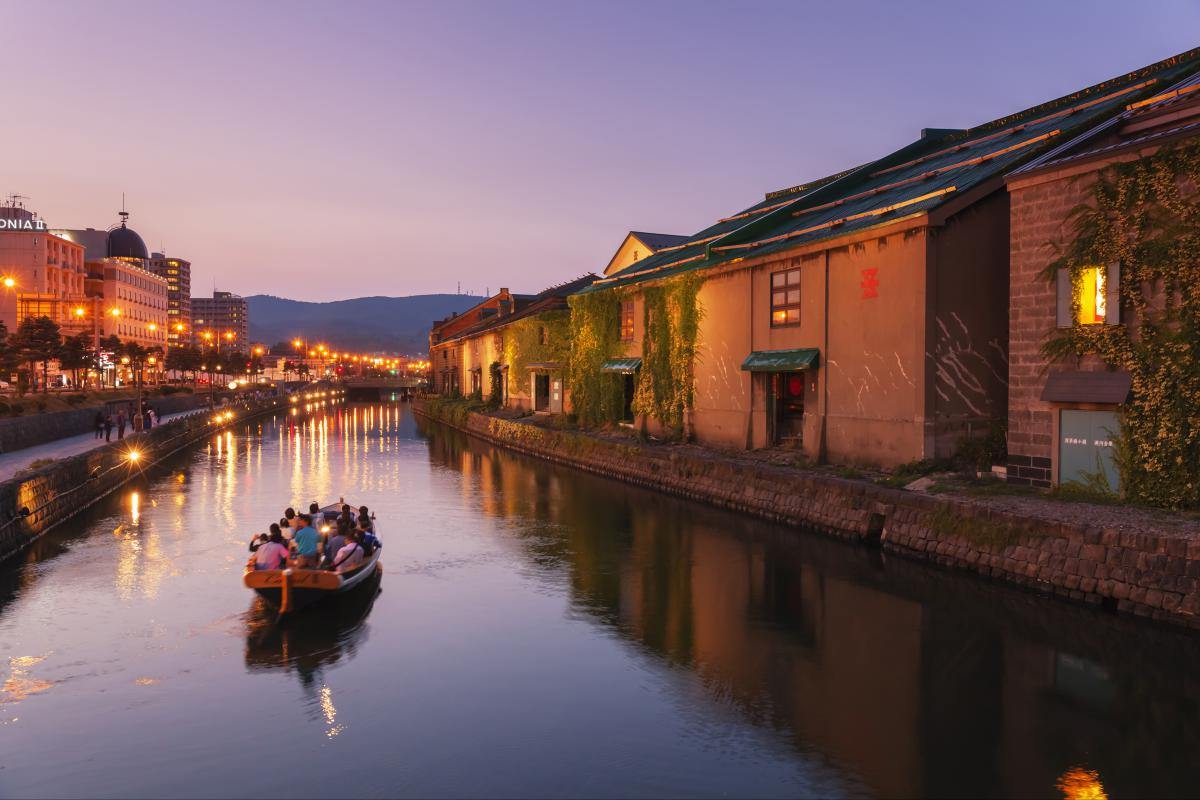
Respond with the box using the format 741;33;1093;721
1057;264;1119;327
619;301;635;342
771;268;801;326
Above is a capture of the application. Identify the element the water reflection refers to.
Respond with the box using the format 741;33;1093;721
420;418;1200;799
243;570;381;689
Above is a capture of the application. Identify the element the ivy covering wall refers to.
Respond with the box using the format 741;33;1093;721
632;273;704;437
502;310;571;396
1041;139;1200;508
567;290;624;426
568;273;704;435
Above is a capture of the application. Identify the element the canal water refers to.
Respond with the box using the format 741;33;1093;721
1;403;1198;799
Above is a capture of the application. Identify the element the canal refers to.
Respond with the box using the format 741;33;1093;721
1;403;1198;798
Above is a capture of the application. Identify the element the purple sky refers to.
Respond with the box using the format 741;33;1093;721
4;1;1196;301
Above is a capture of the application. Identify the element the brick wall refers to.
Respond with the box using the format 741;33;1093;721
1007;169;1098;486
416;400;1200;629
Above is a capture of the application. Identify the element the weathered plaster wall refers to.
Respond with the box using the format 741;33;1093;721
823;227;928;466
928;190;1011;457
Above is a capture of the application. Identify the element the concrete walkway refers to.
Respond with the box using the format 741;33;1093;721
0;408;210;482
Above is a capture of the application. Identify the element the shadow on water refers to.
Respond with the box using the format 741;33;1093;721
418;416;1200;800
243;568;382;689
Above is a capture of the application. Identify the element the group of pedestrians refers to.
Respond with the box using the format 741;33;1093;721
249;501;380;574
93;400;160;442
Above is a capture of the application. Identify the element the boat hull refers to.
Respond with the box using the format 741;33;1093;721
245;553;381;614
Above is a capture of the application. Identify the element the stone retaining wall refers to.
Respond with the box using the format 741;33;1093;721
0;396;292;564
415;401;1200;629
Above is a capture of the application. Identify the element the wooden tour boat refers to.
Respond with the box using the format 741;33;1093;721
244;501;382;615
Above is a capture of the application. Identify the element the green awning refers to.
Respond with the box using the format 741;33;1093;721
600;358;642;374
740;348;819;372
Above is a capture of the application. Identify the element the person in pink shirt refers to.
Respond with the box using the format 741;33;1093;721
254;525;290;570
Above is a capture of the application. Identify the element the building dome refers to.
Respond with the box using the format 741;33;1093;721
107;219;149;261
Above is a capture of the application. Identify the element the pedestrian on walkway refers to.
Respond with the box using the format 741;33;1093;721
117;410;126;440
104;414;114;442
94;410;105;440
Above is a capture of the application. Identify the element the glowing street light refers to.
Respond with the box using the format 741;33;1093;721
2;277;14;288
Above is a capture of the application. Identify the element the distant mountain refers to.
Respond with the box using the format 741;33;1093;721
245;293;483;355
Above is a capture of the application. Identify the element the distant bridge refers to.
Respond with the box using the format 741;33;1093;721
341;376;424;400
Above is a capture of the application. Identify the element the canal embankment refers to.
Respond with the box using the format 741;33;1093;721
0;394;322;564
413;399;1200;629
0;390;238;454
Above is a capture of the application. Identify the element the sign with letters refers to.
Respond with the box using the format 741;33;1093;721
0;218;47;232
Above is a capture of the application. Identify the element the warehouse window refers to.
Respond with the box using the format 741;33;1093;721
771;268;801;326
1057;264;1120;327
619;301;635;342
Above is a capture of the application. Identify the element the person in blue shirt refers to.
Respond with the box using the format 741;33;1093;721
291;514;321;568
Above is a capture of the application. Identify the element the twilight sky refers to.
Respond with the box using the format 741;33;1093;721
3;1;1196;301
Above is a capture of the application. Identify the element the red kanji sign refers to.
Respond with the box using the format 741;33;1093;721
860;268;879;299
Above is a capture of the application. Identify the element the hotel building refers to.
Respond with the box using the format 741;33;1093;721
192;291;249;352
148;252;191;347
0;202;90;336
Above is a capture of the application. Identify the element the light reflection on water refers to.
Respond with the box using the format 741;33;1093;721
0;404;1196;798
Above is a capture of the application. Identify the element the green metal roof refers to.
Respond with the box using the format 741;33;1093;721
600;357;642;373
576;48;1200;298
740;349;819;372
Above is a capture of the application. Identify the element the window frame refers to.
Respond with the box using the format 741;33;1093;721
1056;263;1120;328
770;268;802;328
619;300;635;342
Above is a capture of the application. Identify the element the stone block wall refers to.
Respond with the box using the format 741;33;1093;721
416;400;1200;629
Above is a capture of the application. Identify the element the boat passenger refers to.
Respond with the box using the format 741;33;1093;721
357;507;373;531
324;521;348;568
254;526;290;570
284;507;297;530
332;529;365;574
248;533;268;552
291;514;321;568
358;516;380;556
309;502;326;529
278;517;294;541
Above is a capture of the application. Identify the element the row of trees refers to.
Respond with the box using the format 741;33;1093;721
0;316;164;393
163;346;266;382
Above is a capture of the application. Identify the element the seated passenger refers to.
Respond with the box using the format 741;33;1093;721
309;502;326;529
324;520;348;568
279;517;295;541
357;507;373;531
248;533;268;552
357;516;380;555
254;526;290;570
332;530;364;574
291;514;321;568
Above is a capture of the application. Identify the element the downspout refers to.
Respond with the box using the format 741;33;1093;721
746;267;754;450
821;251;829;463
